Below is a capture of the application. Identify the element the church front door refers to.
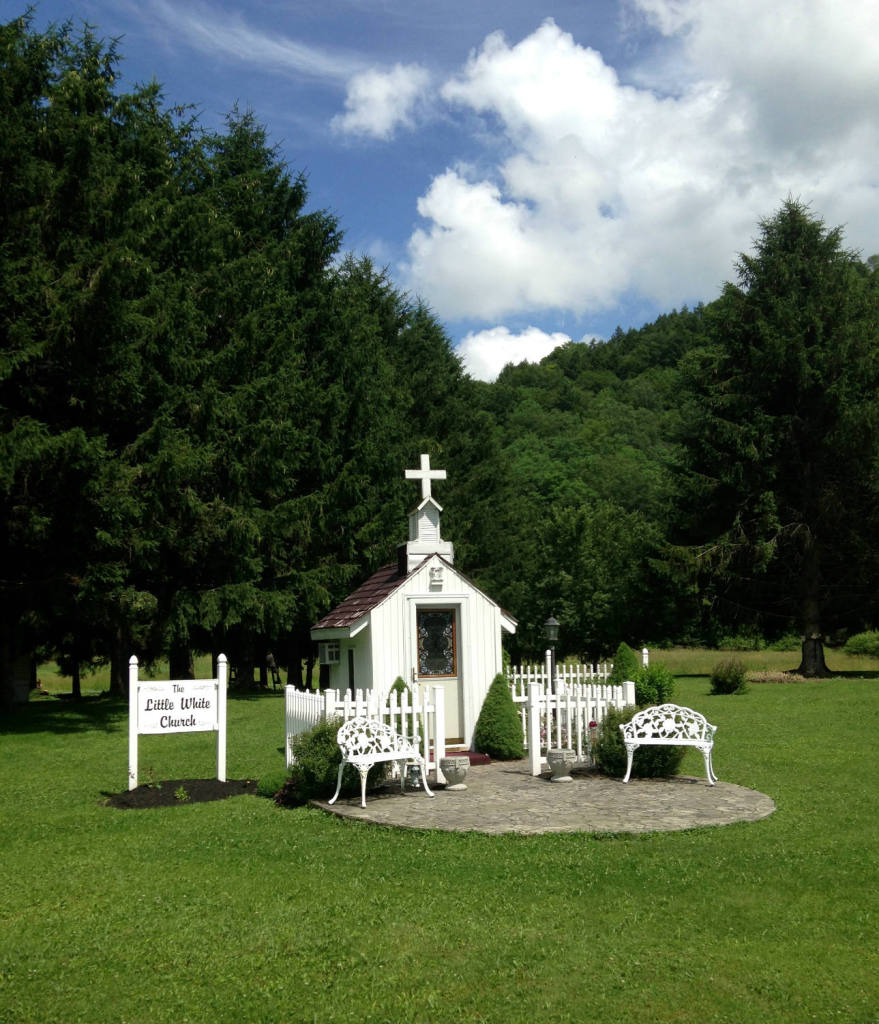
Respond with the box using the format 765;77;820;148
415;606;464;744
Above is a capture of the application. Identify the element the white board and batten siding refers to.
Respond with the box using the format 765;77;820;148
369;555;508;745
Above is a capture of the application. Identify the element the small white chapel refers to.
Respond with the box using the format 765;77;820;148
310;454;516;745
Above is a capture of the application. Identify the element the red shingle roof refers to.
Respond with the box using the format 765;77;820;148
311;555;517;634
312;563;406;630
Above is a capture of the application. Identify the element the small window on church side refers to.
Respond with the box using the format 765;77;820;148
416;608;456;676
319;640;340;665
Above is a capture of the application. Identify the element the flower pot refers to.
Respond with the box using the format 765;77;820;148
546;748;576;782
440;755;470;790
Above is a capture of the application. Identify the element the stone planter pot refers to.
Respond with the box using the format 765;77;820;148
546;748;576;783
440;755;470;790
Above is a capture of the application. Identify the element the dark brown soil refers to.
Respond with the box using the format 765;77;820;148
104;778;258;809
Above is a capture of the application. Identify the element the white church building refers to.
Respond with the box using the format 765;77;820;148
310;455;516;745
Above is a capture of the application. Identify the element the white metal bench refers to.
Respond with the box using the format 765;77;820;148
328;716;435;808
620;703;718;785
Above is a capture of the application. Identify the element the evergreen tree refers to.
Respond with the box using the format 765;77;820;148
0;15;471;702
676;201;879;674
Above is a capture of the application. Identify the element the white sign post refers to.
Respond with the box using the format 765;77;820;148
128;654;228;790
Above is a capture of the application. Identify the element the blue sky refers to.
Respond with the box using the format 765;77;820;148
22;0;879;379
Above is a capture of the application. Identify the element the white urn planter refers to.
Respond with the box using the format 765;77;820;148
546;748;576;783
440;755;470;790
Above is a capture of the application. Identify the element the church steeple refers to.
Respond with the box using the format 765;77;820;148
401;454;454;572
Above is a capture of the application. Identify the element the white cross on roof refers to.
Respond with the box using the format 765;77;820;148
405;453;446;501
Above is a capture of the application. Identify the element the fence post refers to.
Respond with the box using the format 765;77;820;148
284;686;293;767
216;654;227;782
642;647;649;668
527;681;543;776
128;656;139;790
433;686;446;784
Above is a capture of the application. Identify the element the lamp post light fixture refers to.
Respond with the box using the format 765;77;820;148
544;616;559;692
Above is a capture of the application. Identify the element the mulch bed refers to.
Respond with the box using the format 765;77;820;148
104;778;258;809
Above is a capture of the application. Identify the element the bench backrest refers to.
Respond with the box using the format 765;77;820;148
336;716;413;758
621;703;715;742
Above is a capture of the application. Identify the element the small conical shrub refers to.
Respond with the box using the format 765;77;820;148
608;642;640;688
473;674;525;760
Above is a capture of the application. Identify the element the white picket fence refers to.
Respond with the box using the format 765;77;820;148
285;683;447;781
511;650;638;775
510;659;611;691
285;649;643;785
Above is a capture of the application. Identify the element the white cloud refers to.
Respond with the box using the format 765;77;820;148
401;5;879;324
145;1;365;81
332;64;431;139
457;325;574;382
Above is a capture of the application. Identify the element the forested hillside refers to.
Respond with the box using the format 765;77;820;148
448;212;879;670
2;15;878;705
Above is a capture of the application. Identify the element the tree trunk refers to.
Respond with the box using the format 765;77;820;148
109;626;128;697
71;659;82;701
168;644;194;680
796;534;830;677
797;634;829;677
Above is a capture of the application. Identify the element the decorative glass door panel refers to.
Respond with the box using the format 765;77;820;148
417;609;457;677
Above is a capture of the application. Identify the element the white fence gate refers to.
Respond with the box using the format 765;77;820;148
285;684;447;782
511;650;637;775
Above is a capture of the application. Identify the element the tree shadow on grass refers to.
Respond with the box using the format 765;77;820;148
0;695;128;736
2;684;286;737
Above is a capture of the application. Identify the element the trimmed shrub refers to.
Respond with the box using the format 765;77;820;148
287;717;388;801
634;663;676;706
473;674;525;760
272;766;306;807
592;705;685;779
710;657;748;695
607;642;640;687
842;630;879;658
256;768;289;800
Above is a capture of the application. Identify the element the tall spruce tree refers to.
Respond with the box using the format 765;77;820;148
0;15;471;702
676;201;879;674
0;14;184;701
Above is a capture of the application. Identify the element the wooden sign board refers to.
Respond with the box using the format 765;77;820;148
128;655;228;790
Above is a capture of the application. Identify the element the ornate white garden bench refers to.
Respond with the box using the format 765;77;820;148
620;703;718;785
328;716;435;808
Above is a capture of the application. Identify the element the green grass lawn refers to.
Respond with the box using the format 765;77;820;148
2;664;877;1023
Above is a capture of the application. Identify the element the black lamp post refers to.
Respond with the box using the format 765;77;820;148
544;616;559;692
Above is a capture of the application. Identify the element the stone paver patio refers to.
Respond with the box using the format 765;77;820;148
313;759;776;835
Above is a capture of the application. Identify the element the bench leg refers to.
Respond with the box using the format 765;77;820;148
622;745;636;784
704;749;718;785
358;766;369;808
328;762;345;805
417;760;435;798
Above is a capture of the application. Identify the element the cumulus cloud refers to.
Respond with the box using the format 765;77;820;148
332;63;431;139
402;3;879;324
458;325;576;382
